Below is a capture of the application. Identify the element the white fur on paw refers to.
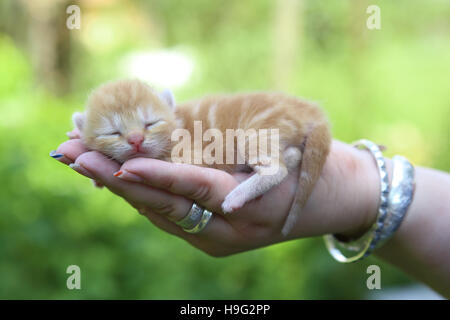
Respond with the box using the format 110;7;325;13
221;192;247;214
283;147;302;169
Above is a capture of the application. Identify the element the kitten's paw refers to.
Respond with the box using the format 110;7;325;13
221;200;242;214
221;191;247;214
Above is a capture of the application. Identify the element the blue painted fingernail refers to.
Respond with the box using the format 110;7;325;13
49;150;64;159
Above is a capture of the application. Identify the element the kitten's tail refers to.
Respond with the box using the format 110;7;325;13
281;122;331;236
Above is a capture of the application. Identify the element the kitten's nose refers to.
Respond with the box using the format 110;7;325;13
127;133;144;149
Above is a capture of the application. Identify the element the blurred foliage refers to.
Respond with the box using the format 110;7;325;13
0;0;449;299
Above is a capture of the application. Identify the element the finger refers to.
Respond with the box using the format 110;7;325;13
53;139;89;165
117;158;238;214
127;200;189;237
72;151;120;182
92;180;105;188
139;206;235;249
73;152;200;223
73;153;237;241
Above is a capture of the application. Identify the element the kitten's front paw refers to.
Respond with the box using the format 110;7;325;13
221;191;247;214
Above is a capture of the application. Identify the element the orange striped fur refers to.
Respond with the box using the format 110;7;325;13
73;79;331;235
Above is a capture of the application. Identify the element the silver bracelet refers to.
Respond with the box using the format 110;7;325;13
378;155;415;246
324;141;415;263
324;139;390;263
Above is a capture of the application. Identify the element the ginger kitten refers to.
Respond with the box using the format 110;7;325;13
72;79;331;235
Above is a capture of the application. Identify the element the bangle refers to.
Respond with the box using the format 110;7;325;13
324;139;390;263
324;141;415;263
378;155;415;246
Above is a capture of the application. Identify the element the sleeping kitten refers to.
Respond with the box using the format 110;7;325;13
72;79;331;235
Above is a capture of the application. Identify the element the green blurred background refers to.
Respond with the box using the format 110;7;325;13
0;0;449;299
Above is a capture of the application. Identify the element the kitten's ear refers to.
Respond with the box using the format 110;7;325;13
159;89;176;109
72;111;85;131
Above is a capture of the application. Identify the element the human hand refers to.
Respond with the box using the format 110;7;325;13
53;135;379;257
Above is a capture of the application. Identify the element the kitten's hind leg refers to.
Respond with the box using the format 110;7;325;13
281;123;331;235
222;159;289;213
221;147;301;214
283;146;302;171
222;147;301;213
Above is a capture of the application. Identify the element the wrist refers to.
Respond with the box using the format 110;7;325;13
287;140;389;241
288;141;381;239
338;146;392;240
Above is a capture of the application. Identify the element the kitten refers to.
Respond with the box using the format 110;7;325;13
72;79;331;235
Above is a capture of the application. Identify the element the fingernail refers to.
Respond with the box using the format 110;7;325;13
49;150;64;159
69;163;95;179
92;180;104;188
138;208;148;215
113;169;144;182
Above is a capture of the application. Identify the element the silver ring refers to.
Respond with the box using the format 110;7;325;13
183;209;213;234
175;202;204;229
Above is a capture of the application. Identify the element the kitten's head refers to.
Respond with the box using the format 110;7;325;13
73;79;177;163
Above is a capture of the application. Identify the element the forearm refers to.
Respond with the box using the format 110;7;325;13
295;140;450;297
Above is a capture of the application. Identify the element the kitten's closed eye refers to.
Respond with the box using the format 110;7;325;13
145;120;164;129
98;131;121;138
